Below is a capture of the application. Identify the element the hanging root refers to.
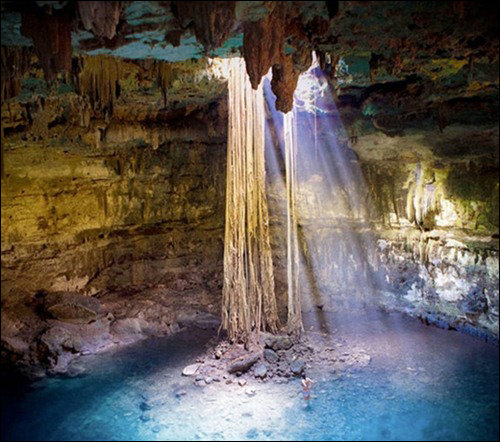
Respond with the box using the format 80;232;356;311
284;110;303;335
222;58;279;344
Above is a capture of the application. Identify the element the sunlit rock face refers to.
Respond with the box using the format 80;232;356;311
1;58;227;298
265;80;498;338
268;154;498;337
1;58;227;376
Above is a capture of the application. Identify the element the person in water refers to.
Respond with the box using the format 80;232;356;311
301;372;314;400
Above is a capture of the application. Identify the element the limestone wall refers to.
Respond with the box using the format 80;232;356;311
266;116;499;339
1;57;228;306
1;139;226;299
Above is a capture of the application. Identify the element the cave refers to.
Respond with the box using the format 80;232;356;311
1;2;499;441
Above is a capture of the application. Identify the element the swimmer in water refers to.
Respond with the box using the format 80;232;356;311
301;372;314;400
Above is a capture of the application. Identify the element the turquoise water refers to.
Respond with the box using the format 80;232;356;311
2;312;499;441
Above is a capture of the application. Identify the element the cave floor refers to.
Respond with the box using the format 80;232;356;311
1;310;498;441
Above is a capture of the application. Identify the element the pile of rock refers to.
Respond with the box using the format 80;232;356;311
180;329;372;389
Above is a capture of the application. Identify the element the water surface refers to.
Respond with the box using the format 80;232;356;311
2;311;498;441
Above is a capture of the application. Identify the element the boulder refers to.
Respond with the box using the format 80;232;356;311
42;292;100;324
174;389;187;398
139;401;153;411
254;363;268;379
263;348;278;364
290;359;305;376
261;333;293;351
182;363;202;376
228;352;260;374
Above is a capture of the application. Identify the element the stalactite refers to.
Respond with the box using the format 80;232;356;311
284;109;303;335
31;98;51;142
1;122;4;179
156;61;173;108
77;1;122;40
172;1;235;51
78;55;121;116
242;4;310;112
1;47;32;103
222;58;279;344
242;5;285;89
406;164;441;228
271;54;302;113
21;8;73;82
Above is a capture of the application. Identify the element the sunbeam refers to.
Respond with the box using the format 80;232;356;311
264;54;392;336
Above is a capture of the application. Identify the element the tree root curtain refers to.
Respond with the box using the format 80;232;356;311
284;109;302;334
221;58;279;343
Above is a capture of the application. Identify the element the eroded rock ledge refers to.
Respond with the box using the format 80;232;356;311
1;288;220;378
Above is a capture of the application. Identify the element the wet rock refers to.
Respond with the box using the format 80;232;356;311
152;425;164;434
254;363;267;379
246;428;259;439
182;363;202;376
65;362;86;378
357;353;371;367
290;359;305;376
228;352;260;374
276;361;289;375
140;413;152;422
36;325;83;372
139;401;153;411
174;389;187;398
177;312;220;330
263;348;278;364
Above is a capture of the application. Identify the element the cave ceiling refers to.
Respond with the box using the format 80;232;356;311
0;1;498;136
2;1;498;86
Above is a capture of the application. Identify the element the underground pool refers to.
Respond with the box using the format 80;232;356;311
2;311;498;441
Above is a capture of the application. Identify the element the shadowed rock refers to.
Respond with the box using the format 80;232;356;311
261;333;293;351
42;292;100;324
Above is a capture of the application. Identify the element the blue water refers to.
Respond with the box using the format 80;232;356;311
2;311;499;441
